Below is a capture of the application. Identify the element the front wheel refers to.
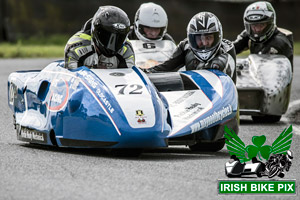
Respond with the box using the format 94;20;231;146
189;139;225;152
252;115;281;123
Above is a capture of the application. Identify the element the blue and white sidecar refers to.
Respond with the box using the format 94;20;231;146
8;61;238;151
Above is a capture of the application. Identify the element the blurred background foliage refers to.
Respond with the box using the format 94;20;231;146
0;0;299;57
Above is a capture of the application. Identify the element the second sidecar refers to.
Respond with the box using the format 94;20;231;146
236;54;293;122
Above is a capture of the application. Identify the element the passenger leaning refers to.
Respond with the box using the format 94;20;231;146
64;6;135;69
233;1;293;68
147;12;237;82
128;2;175;43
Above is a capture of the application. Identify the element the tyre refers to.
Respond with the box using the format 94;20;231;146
256;171;263;178
252;115;281;123
278;172;285;178
189;139;225;152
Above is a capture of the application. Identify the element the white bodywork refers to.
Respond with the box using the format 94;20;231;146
236;54;292;115
130;40;176;69
92;69;156;128
225;161;261;175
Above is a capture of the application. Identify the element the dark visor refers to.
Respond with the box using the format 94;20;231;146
94;28;128;53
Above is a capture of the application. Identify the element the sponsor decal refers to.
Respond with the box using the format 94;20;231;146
70;78;80;90
96;89;114;114
143;43;156;49
45;78;69;112
172;91;195;105
269;47;279;54
136;110;146;124
190;104;232;133
75;46;92;57
78;71;98;88
174;103;204;120
18;126;47;143
97;62;113;69
78;70;115;114
219;125;295;195
9;83;17;105
112;23;126;30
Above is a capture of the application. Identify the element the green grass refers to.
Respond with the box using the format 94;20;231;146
0;42;64;58
0;34;67;58
0;35;299;58
294;42;300;55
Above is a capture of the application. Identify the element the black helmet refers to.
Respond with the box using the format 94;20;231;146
187;12;223;62
91;6;130;57
244;1;276;43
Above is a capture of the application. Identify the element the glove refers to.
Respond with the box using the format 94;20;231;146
140;67;158;73
209;54;228;71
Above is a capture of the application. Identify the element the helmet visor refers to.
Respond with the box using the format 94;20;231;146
138;25;165;40
188;32;220;52
93;28;128;54
245;20;273;39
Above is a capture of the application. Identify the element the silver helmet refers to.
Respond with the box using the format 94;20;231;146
244;1;276;43
187;12;223;62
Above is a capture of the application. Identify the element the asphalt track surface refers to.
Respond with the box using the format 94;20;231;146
0;58;299;200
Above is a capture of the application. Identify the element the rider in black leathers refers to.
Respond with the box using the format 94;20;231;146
233;1;293;70
148;12;237;82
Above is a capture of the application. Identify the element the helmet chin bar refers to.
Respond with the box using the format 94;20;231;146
197;51;213;61
92;38;115;58
134;23;164;42
191;43;220;63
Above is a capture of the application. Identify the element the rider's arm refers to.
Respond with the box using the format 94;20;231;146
64;32;94;69
233;30;250;55
208;40;237;82
268;30;294;68
150;39;187;72
119;40;135;68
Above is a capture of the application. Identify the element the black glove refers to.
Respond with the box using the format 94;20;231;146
140;67;158;73
209;54;228;71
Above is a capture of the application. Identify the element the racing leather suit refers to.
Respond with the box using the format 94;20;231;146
149;38;237;82
128;26;175;43
234;28;293;70
64;19;135;69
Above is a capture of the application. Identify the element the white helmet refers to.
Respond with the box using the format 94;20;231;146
134;2;168;41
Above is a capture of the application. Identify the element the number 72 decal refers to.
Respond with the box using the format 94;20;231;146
115;84;143;95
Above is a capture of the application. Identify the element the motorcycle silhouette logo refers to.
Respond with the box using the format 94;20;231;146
224;125;293;178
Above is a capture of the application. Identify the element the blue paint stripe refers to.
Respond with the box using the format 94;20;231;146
181;70;221;101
